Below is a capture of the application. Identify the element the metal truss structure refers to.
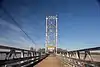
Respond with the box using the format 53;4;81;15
0;45;49;67
60;47;100;67
45;15;58;53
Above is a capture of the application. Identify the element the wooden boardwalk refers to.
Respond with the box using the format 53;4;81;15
35;54;62;67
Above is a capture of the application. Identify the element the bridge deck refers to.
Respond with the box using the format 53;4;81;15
35;54;62;67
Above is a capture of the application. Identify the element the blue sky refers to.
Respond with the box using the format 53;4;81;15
0;0;100;50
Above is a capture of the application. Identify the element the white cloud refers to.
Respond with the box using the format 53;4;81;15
0;19;21;32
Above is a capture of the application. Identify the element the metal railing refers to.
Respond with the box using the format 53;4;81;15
0;45;49;67
60;47;100;67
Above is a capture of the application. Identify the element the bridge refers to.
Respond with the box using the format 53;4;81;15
0;45;100;67
0;15;100;67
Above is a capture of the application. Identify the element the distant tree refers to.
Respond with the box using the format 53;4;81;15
37;48;45;53
30;47;35;51
57;48;63;53
57;48;67;54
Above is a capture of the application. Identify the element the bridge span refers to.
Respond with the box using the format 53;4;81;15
0;45;100;67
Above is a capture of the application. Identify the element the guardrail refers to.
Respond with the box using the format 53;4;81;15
60;47;100;67
0;45;49;67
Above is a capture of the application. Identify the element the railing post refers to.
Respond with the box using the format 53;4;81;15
21;50;24;58
5;49;15;60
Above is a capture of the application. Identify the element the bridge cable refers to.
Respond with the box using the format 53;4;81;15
1;6;37;49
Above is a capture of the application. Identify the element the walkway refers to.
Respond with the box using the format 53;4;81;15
35;54;62;67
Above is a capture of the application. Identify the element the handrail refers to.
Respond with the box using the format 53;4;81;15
0;45;33;52
60;47;100;67
0;45;48;67
69;47;100;52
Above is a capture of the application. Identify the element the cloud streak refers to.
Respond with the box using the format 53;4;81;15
0;19;34;49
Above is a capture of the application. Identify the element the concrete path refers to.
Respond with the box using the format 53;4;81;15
35;54;61;67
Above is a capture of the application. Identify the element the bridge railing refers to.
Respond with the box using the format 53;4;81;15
60;47;100;67
0;45;49;67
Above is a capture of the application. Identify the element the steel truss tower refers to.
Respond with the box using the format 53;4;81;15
45;15;58;53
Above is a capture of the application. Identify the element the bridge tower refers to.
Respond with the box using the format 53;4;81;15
45;15;58;53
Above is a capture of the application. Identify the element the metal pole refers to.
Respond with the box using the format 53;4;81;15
45;16;48;53
56;16;58;54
